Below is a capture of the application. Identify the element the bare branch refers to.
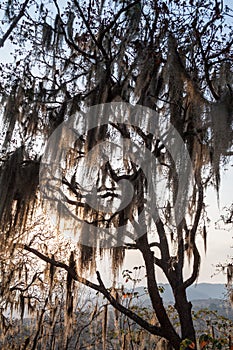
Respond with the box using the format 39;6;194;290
22;244;169;339
0;0;30;48
183;244;201;289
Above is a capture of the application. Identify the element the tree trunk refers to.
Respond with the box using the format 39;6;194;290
174;287;196;343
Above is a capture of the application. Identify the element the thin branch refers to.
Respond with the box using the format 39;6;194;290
97;1;141;43
182;244;201;289
208;37;233;60
190;176;204;243
194;29;220;100
0;0;30;48
10;272;40;292
73;0;108;59
124;243;137;249
154;215;170;261
224;151;233;156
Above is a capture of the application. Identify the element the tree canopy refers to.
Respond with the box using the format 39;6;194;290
0;0;232;349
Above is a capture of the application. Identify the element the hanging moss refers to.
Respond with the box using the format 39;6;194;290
111;247;125;277
0;146;40;235
42;23;53;50
79;244;96;274
210;88;233;193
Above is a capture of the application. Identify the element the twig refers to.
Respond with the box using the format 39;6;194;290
0;0;30;48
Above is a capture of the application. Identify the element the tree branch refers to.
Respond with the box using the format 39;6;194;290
194;29;220;100
136;234;181;347
10;272;40;292
22;244;167;338
183;244;201;289
0;0;30;48
208;37;233;60
190;175;204;243
73;0;109;59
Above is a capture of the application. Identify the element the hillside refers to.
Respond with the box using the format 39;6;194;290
132;283;233;320
158;283;227;302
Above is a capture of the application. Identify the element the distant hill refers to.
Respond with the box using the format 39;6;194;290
84;283;228;304
121;284;228;306
132;283;233;319
158;283;227;302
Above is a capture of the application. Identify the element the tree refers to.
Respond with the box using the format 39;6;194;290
0;0;232;348
216;204;233;304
